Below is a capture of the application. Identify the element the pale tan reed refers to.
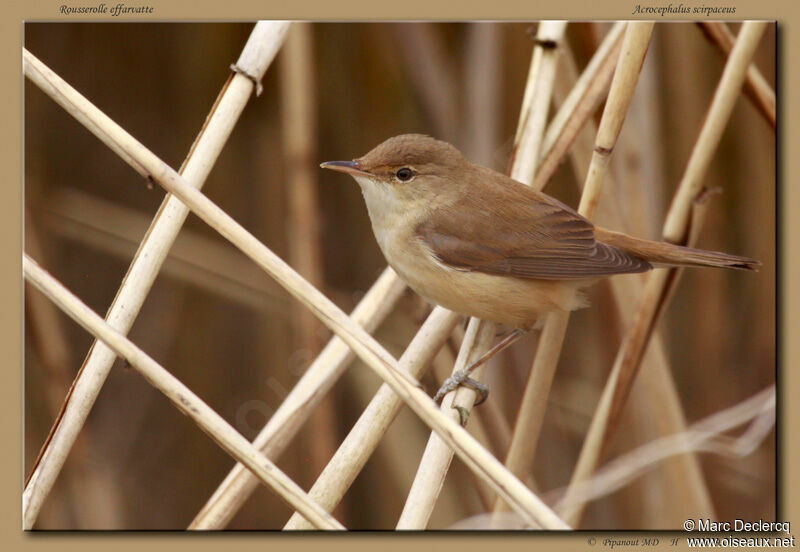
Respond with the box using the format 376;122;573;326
534;22;626;190
23;225;126;527
396;317;498;529
697;21;775;129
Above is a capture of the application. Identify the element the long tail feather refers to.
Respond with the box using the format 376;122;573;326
595;228;760;271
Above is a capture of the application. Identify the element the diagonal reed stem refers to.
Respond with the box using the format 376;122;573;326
24;222;126;527
558;21;769;527
493;22;655;516
22;21;291;529
23;46;569;530
23;255;344;530
697;21;775;129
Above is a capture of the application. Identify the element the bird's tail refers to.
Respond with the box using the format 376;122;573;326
595;228;760;271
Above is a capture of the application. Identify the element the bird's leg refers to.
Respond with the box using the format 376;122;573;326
433;328;527;406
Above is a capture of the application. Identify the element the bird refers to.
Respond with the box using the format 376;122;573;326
321;134;759;403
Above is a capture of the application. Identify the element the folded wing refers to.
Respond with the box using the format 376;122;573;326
416;171;651;280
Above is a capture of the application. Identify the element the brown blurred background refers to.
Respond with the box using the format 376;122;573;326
24;22;775;529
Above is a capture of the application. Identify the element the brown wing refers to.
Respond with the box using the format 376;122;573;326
416;168;651;280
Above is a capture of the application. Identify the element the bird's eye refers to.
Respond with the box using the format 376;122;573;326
395;167;415;182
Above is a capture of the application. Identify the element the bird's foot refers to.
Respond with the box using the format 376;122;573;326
433;369;490;406
432;328;526;407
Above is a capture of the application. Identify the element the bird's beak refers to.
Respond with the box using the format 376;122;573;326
320;160;370;177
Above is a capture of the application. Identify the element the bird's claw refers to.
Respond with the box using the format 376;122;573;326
433;369;490;406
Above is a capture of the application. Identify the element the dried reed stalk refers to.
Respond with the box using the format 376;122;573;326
395;21;568;530
554;386;774;513
533;22;626;190
463;23;502;167
23;255;344;530
697;22;776;129
604;40;714;524
510;21;568;181
559;21;769;527
284;306;461;530
491;23;655;519
281;22;326;353
25;47;567;530
430;326;514;508
22;21;291;529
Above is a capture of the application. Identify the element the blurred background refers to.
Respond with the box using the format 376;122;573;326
24;22;775;529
